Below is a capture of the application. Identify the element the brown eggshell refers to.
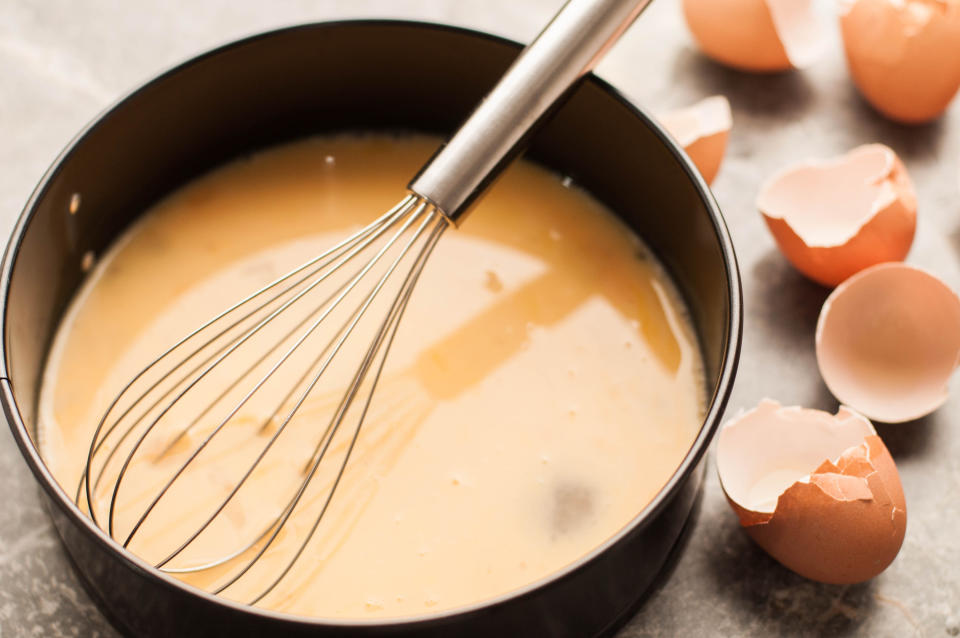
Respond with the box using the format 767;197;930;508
757;144;916;287
683;0;825;72
718;400;906;584
840;0;960;124
659;96;732;184
816;263;960;422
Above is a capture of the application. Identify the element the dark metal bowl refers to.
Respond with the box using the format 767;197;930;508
0;20;741;637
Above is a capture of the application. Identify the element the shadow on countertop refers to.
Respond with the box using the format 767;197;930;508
873;413;938;461
704;515;879;638
748;248;830;343
668;47;816;121
838;84;948;162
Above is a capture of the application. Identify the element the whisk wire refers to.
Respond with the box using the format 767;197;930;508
147;203;441;570
203;208;444;598
80;195;417;519
249;216;447;605
81;192;450;605
111;199;430;544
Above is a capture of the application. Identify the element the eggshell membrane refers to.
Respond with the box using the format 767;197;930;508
840;0;960;124
718;400;906;584
659;96;732;185
816;263;960;423
682;0;825;71
757;144;916;287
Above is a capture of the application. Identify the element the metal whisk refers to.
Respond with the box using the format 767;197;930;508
79;0;652;605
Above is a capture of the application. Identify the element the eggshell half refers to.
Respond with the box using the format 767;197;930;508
683;0;825;72
659;96;732;185
840;0;960;124
718;399;906;584
816;263;960;423
757;144;916;287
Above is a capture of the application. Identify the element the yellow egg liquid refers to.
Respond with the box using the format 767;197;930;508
38;134;705;619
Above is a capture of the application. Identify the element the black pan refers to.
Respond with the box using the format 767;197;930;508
0;20;741;637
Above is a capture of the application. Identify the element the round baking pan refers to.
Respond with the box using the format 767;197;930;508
0;20;741;637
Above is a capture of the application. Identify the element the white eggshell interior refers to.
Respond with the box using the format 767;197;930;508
816;263;960;423
766;0;826;68
756;144;898;247
717;399;875;513
660;95;732;147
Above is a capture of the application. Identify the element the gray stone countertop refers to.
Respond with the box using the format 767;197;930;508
1;1;958;636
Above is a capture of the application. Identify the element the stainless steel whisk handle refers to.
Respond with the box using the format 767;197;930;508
408;0;652;223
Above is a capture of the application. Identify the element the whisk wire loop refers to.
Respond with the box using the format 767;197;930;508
150;202;440;572
250;215;447;604
80;193;451;603
212;209;445;600
108;199;430;544
80;195;417;520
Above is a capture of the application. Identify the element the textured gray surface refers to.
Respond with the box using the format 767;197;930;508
1;1;958;636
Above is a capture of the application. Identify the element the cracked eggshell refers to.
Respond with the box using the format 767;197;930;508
817;263;960;423
718;399;906;584
840;0;960;124
682;0;826;72
757;144;916;287
660;95;732;185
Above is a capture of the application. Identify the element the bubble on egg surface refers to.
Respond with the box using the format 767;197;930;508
816;263;960;423
659;95;732;185
840;0;960;124
682;0;825;72
757;144;916;287
717;399;906;584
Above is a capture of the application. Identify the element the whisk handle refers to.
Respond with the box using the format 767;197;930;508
408;0;652;223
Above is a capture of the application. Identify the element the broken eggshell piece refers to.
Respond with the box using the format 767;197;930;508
718;399;906;584
840;0;960;124
757;144;916;287
817;263;960;423
682;0;826;72
659;95;732;185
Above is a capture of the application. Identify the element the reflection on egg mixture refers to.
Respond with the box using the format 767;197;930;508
38;134;705;619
